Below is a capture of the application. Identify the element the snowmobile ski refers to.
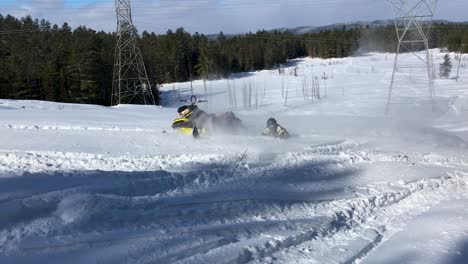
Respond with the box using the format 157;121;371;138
193;127;200;139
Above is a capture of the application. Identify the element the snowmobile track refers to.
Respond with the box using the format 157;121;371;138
1;142;468;263
253;175;468;264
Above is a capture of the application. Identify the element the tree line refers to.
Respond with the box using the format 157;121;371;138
1;14;467;105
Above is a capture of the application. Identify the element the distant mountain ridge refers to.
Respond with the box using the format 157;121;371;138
271;20;468;34
207;20;468;39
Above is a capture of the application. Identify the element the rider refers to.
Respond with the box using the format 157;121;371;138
262;118;290;139
172;104;211;134
172;96;244;136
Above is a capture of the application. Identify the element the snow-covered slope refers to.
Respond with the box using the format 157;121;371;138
1;50;468;264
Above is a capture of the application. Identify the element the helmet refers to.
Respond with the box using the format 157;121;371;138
177;105;189;114
267;118;277;127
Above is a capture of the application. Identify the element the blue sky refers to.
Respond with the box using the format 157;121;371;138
1;0;467;34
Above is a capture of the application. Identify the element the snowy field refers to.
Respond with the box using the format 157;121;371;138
1;50;468;264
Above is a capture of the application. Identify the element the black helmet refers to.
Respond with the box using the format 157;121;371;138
177;105;189;113
267;118;277;127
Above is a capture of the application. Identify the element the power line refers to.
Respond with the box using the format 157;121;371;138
2;0;466;14
386;0;439;116
111;0;156;106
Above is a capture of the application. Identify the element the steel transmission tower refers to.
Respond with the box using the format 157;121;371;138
111;0;156;105
386;0;439;115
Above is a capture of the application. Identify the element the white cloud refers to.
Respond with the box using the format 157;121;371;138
1;0;466;34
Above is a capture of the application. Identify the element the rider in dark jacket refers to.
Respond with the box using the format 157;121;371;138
262;118;290;139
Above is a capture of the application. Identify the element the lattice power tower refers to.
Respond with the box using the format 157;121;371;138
386;0;439;115
111;0;156;105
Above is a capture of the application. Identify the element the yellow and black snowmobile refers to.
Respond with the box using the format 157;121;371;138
171;103;210;137
172;99;244;138
171;115;196;135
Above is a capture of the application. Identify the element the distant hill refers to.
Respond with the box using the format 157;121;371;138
271;20;468;35
272;20;395;34
207;20;468;39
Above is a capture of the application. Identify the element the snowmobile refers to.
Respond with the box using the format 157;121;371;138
172;96;244;138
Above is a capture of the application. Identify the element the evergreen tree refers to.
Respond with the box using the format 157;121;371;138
195;46;211;96
1;14;467;105
440;53;453;78
463;33;468;53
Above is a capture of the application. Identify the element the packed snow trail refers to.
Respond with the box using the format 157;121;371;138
1;141;467;263
1;50;468;263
